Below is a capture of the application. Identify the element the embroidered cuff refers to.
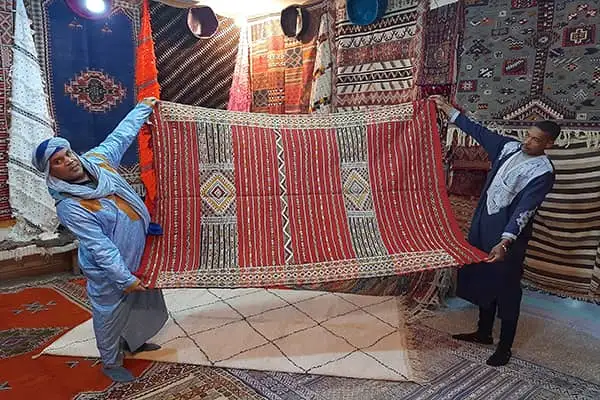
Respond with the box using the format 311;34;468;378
501;232;517;241
449;108;460;123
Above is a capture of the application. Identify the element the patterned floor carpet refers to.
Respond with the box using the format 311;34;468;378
1;274;599;399
42;288;420;382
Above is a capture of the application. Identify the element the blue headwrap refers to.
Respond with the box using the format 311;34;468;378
32;137;72;175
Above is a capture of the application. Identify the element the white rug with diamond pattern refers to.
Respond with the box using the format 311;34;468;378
41;288;419;381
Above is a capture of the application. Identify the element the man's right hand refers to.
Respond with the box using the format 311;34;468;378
141;97;159;108
124;278;147;294
429;95;454;118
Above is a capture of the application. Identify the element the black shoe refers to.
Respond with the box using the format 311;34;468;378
136;343;161;353
452;331;494;345
486;347;512;367
125;342;162;354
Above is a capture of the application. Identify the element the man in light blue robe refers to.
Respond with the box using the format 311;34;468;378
431;96;559;367
32;98;168;383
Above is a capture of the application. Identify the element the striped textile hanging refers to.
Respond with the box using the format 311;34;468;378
522;143;600;301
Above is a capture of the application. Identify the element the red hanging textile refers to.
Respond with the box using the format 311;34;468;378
135;0;160;215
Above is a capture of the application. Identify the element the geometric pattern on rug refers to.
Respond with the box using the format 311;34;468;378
0;327;64;359
149;1;240;109
417;1;463;97
139;100;485;288
448;194;480;236
333;0;424;111
2;276;599;399
524;142;600;301
230;323;600;399
73;363;263;400
25;0;144;194
42;288;421;382
248;1;324;114
454;0;600;129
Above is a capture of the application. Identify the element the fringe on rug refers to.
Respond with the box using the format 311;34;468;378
405;268;453;323
447;126;600;148
521;280;600;305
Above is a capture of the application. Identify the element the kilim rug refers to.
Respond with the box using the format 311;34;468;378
43;287;424;382
230;321;600;400
332;0;427;111
7;0;58;241
149;1;240;109
0;277;151;400
452;0;600;140
248;1;324;114
523;142;600;301
0;276;263;400
417;1;463;98
0;0;13;222
136;100;485;289
4;275;600;399
25;0;144;194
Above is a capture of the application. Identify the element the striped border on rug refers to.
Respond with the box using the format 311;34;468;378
523;143;600;301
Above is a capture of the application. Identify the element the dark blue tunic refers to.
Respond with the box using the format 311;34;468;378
453;114;555;320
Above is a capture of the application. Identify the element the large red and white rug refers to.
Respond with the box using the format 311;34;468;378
137;100;485;288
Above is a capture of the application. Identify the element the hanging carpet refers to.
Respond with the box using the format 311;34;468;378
136;100;485;289
7;0;58;240
248;1;324;114
149;1;240;109
523;143;600;301
451;0;600;139
25;0;143;194
417;1;463;98
333;0;427;111
0;0;13;222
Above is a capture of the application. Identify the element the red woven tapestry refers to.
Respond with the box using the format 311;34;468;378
137;100;486;288
136;0;160;215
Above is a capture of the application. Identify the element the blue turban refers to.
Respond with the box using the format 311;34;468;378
31;137;72;174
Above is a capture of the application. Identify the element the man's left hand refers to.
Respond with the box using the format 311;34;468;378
484;239;511;263
141;97;159;107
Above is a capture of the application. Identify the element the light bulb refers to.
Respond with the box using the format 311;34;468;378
85;0;107;14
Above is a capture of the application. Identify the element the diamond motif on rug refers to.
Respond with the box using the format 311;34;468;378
64;70;127;113
343;169;371;210
200;173;236;215
0;327;64;359
285;46;302;68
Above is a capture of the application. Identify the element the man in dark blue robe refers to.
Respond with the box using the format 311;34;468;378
431;96;560;367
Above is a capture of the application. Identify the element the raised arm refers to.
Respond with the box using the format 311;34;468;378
430;96;515;161
85;98;158;168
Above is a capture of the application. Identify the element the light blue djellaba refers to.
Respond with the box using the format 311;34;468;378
32;102;168;382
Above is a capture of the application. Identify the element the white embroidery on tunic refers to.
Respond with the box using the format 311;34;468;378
516;209;536;234
499;141;521;160
486;152;553;215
